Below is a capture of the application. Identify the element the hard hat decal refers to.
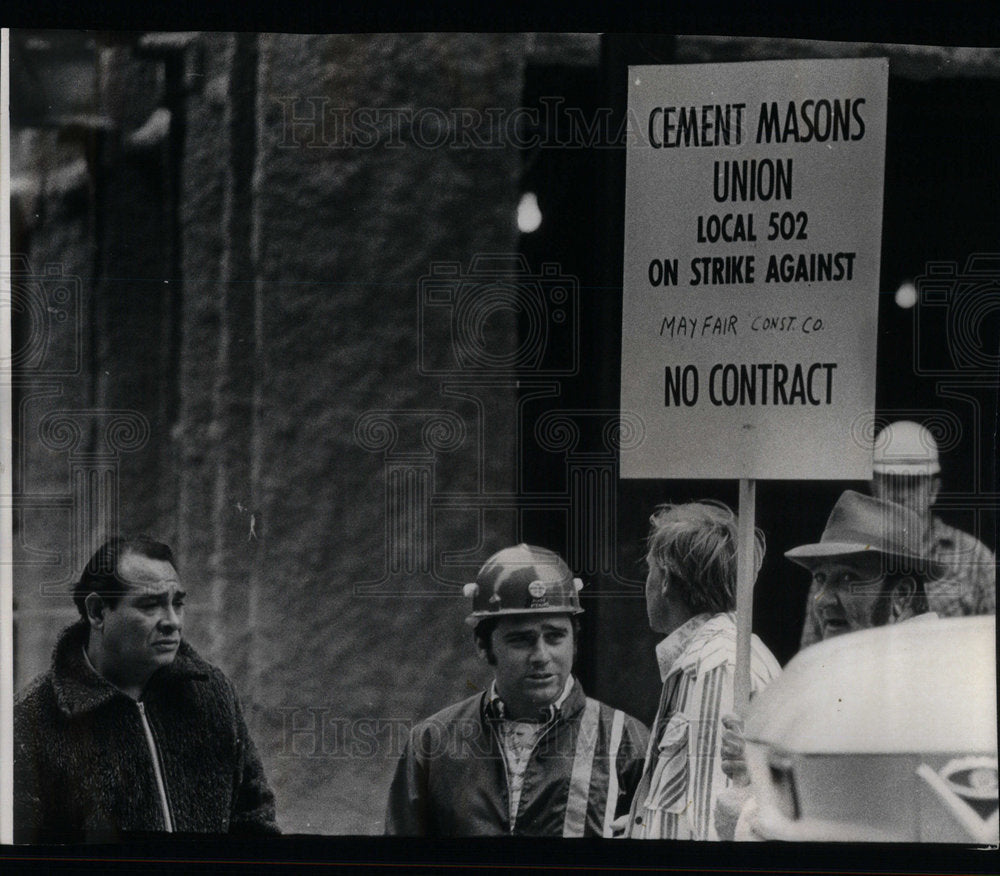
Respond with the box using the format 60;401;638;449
528;580;550;607
463;544;585;625
527;580;547;598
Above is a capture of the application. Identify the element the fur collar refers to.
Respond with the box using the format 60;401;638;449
50;621;211;718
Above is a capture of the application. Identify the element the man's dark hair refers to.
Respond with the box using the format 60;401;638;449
72;535;177;620
473;615;581;665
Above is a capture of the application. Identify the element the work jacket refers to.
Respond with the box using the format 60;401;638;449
13;622;279;842
384;679;648;836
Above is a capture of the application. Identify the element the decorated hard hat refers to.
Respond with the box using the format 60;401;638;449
872;420;940;476
463;544;584;626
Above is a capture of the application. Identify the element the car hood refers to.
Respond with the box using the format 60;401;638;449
745;615;996;755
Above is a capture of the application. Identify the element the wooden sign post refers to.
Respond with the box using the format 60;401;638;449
734;478;756;713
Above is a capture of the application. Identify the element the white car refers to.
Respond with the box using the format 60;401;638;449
743;615;998;842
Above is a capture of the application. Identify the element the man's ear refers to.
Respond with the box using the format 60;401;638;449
474;636;497;666
84;593;106;629
890;576;917;621
474;639;488;663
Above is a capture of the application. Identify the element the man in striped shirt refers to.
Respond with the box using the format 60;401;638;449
626;501;781;841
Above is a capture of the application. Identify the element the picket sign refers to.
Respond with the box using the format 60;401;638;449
620;58;889;716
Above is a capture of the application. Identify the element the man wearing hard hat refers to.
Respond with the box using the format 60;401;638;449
799;420;995;648
384;544;649;836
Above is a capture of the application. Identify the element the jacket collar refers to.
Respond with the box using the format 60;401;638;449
654;612;713;682
51;621;211;718
482;674;585;724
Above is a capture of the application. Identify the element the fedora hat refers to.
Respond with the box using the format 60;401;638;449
785;490;941;575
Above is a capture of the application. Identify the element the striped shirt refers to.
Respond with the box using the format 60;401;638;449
800;516;996;649
627;612;781;840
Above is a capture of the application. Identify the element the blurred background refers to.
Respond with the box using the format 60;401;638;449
9;32;999;834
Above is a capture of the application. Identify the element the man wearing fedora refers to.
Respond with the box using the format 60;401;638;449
799;421;994;647
384;544;648;837
785;489;939;640
717;489;946;837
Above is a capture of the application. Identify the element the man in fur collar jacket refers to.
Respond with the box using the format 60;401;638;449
14;536;279;842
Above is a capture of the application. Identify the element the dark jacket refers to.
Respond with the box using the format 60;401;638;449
384;680;649;836
14;622;279;842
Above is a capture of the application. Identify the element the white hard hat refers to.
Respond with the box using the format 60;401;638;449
872;420;940;476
